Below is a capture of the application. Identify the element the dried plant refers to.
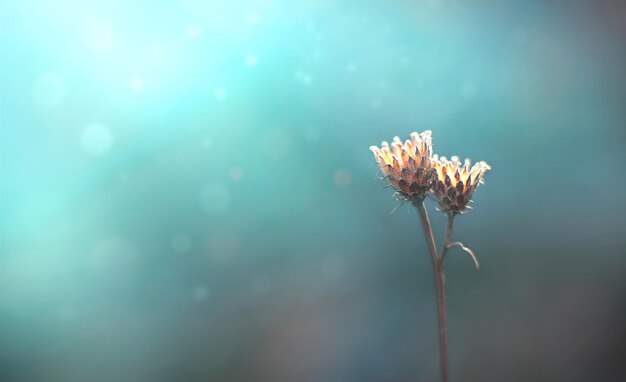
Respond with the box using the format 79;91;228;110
369;131;436;202
431;155;491;214
370;131;491;382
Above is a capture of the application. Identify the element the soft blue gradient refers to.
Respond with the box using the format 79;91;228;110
2;1;626;381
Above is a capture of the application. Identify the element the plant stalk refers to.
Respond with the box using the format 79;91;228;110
415;201;448;382
441;213;455;260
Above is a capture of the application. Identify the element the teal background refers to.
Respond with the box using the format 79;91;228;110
2;1;626;381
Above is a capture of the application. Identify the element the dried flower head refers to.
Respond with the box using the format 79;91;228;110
370;131;436;202
432;155;491;214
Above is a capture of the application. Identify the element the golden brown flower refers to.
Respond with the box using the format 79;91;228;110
432;155;491;214
370;131;436;202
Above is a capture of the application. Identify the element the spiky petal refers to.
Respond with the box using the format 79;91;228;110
432;155;491;214
370;131;436;202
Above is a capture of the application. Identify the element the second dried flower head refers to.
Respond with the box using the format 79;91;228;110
432;155;491;214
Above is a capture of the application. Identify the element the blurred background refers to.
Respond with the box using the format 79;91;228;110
2;0;626;381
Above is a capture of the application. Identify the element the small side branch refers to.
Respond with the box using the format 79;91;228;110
444;242;480;270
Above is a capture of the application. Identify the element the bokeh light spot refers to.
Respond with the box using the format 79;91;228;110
229;167;244;181
461;81;478;98
89;237;138;287
294;70;313;85
56;306;77;323
370;98;382;109
214;87;226;100
333;169;352;187
193;285;210;301
252;276;272;294
207;230;239;263
187;25;202;38
305;126;320;142
172;233;192;253
202;137;213;148
201;183;231;214
81;124;113;156
245;54;258;67
33;72;67;108
321;255;345;280
129;76;145;92
244;11;260;26
83;19;115;53
260;129;292;159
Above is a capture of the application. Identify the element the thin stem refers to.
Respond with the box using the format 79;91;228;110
441;213;455;260
415;201;448;382
415;201;439;262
